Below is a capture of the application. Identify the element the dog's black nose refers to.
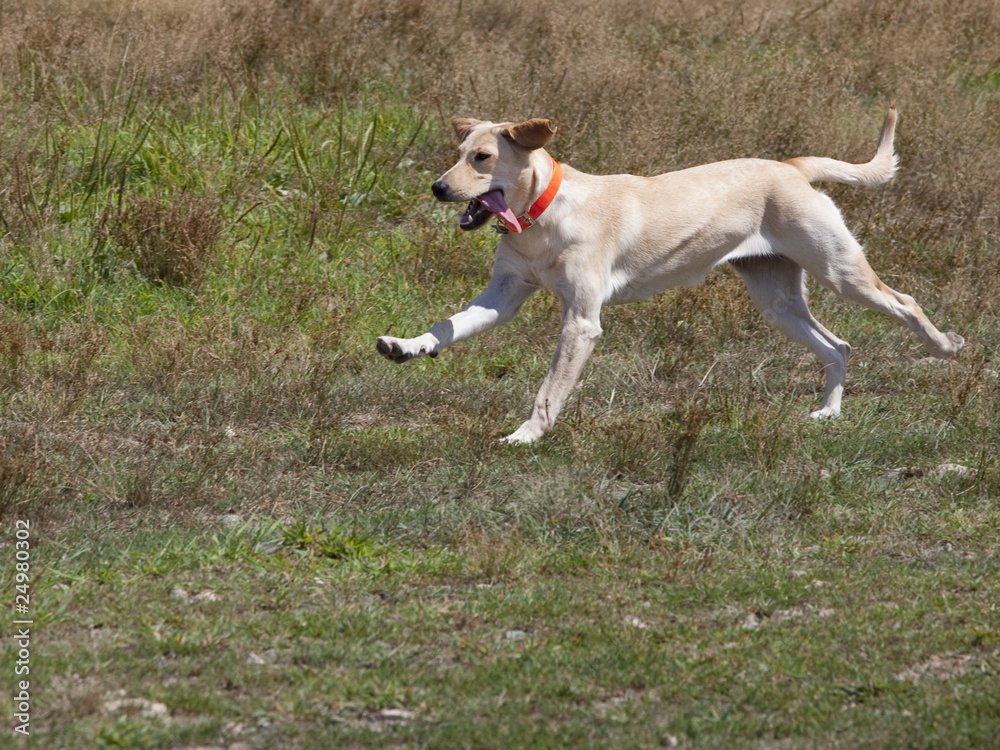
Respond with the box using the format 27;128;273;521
431;181;450;201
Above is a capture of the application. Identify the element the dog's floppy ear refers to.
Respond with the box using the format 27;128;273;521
504;118;557;150
452;118;483;143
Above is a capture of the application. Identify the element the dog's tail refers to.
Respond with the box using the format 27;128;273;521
785;105;898;187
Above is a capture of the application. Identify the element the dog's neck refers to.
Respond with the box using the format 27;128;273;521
527;149;556;208
496;151;561;234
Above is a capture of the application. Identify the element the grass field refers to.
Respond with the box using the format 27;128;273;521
1;1;998;747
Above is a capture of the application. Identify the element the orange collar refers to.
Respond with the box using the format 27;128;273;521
496;157;562;234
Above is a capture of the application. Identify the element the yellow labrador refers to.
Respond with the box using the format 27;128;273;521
377;108;964;444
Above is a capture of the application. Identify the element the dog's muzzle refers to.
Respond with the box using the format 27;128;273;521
432;181;520;232
431;180;450;201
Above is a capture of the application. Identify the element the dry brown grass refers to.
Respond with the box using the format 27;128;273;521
109;192;224;286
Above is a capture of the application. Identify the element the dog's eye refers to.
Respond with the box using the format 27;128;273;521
474;152;493;162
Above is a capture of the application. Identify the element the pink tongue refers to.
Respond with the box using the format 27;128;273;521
478;191;521;233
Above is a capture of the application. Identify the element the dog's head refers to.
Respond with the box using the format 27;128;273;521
431;118;556;231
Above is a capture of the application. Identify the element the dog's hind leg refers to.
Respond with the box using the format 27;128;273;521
784;196;964;361
730;255;852;418
807;244;964;360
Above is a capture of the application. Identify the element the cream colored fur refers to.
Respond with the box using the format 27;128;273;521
377;107;964;444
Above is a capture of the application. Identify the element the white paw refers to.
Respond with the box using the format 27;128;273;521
501;422;545;445
376;336;413;363
809;405;841;420
376;336;436;364
927;331;965;360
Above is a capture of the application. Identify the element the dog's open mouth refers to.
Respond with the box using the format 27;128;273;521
459;190;520;233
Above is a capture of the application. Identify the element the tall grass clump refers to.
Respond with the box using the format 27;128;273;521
108;191;224;286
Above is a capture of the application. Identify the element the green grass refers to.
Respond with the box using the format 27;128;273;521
1;1;1000;747
17;492;1000;748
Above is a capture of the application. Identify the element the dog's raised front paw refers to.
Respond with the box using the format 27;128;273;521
377;335;438;363
376;336;413;363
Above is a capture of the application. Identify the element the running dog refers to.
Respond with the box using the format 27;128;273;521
377;108;964;443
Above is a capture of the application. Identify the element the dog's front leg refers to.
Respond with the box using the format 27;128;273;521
376;272;536;363
503;311;603;444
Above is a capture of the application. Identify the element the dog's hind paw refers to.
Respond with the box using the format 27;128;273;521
926;331;965;360
809;405;841;420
